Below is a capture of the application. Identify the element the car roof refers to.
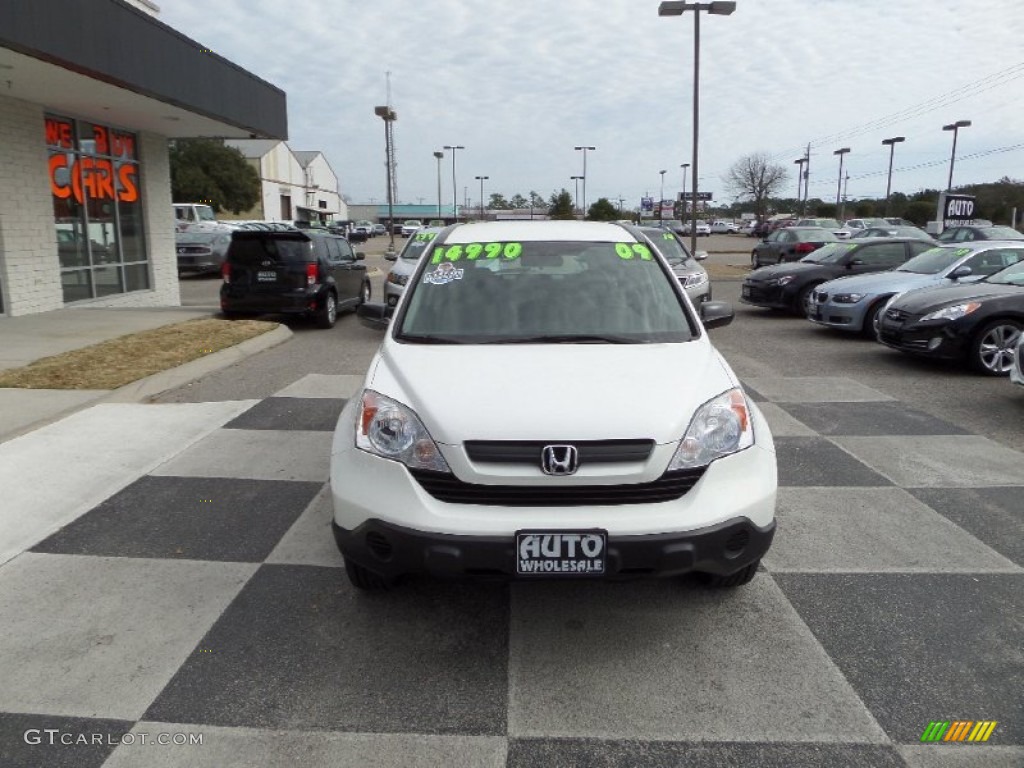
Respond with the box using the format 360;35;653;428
444;220;634;244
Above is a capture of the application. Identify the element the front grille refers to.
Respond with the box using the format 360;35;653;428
409;467;706;506
464;439;654;465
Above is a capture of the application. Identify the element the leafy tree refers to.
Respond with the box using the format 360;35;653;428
724;153;788;219
587;197;619;221
903;200;936;226
169;139;260;214
548;189;575;220
853;201;876;217
489;193;510;210
529;191;547;209
509;193;528;209
815;203;838;218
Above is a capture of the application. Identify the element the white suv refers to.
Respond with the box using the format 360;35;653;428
330;221;777;590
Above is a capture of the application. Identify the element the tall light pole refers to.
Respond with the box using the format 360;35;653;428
658;1;736;257
881;136;905;215
833;147;850;210
571;175;583;216
443;144;464;221
574;145;596;215
475;175;489;221
433;150;444;222
374;105;397;253
680;163;690;219
793;158;806;213
659;169;667;221
943;120;971;191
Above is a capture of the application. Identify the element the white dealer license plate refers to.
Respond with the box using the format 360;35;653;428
256;271;277;282
516;531;606;576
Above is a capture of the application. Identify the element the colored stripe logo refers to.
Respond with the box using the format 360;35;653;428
921;721;997;742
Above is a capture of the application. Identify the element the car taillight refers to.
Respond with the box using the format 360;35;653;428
221;262;230;283
306;263;318;286
795;242;816;253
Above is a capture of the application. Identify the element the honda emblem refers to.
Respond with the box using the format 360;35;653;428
541;445;579;476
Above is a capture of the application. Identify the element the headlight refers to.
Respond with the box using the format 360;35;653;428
920;302;982;322
833;293;866;304
386;271;409;286
355;390;450;472
767;276;795;286
684;272;708;287
668;388;754;470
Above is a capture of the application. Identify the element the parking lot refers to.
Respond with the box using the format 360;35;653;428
1;234;1022;767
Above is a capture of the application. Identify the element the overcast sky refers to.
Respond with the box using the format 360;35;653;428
159;0;1024;211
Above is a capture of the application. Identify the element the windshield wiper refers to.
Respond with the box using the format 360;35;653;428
394;333;467;344
479;334;637;344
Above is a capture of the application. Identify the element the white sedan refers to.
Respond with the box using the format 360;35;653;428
330;220;777;591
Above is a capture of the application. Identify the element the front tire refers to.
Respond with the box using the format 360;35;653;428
794;284;816;317
861;299;887;339
700;560;760;588
359;280;371;306
316;291;337;329
751;251;759;268
969;319;1022;375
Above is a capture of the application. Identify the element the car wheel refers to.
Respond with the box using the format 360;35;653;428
751;251;759;268
794;284;816;317
861;299;886;339
316;291;337;329
359;280;371;306
700;560;760;588
970;320;1022;375
344;558;390;591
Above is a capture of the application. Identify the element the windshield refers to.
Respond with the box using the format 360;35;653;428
801;242;857;263
640;229;691;265
397;240;694;343
195;205;216;222
398;231;439;260
983;226;1024;240
985;260;1024;285
896;246;967;274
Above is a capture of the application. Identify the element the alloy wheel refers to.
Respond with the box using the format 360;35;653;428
977;323;1021;374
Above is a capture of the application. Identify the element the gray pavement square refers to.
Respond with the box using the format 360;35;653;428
506;739;907;767
741;377;894;403
756;402;817;437
834;436;1024;487
908;487;1024;566
507;577;887;743
774;573;1024;745
30;476;322;563
264;483;345;568
0;553;255;721
151;429;332;482
778;401;970;436
763;488;1019;573
741;382;767;402
774;437;893;487
897;744;1024;767
222;397;347;432
144;565;510;734
0;712;133;768
272;373;367;400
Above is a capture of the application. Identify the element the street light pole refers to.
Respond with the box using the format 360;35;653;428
943;120;971;191
374;105;398;253
574;145;596;215
433;150;444;222
443;144;464;221
793;158;806;213
659;169;667;221
833;147;850;210
475;175;488;221
680;163;690;219
658;1;736;257
881;136;905;215
571;175;583;217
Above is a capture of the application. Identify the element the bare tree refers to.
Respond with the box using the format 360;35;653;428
724;153;788;218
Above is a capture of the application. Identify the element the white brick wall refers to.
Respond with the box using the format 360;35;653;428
0;97;180;316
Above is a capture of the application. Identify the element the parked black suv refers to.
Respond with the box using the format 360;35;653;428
220;230;370;328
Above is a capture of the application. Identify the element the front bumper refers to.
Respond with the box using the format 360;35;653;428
333;516;774;580
877;313;968;360
740;280;792;309
807;298;865;331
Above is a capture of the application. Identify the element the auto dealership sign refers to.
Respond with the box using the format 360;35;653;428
941;193;977;224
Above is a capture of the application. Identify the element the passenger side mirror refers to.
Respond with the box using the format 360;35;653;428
356;302;394;331
694;250;709;261
699;300;734;330
948;264;972;280
847;258;864;269
356;252;365;260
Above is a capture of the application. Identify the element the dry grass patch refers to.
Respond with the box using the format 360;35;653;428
0;318;279;390
705;263;752;280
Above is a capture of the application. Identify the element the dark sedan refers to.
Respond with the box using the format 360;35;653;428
853;225;935;242
751;227;838;268
877;259;1024;375
936;225;1024;243
741;238;928;316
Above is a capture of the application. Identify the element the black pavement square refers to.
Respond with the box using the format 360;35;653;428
223;397;347;431
774;573;1024;745
778;402;970;436
774;437;892;487
909;487;1024;566
0;713;133;768
741;382;767;402
506;739;906;767
31;476;322;562
144;565;510;734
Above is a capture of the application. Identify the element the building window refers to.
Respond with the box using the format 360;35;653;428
280;195;292;220
46;115;149;303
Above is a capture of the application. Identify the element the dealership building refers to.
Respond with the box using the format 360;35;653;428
0;0;287;317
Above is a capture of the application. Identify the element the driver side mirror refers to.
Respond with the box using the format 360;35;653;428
699;300;734;330
847;258;864;269
357;301;394;331
356;252;365;260
384;253;397;261
694;250;709;261
948;264;972;280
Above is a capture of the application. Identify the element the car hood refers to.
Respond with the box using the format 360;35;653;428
817;270;942;295
367;339;735;445
670;261;704;277
891;282;1023;314
747;262;829;281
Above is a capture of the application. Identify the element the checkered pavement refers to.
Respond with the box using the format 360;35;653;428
0;374;1021;767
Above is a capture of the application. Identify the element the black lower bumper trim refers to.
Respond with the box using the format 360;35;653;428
332;516;775;581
